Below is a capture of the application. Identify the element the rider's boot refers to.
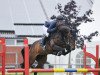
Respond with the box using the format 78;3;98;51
40;42;45;51
41;34;47;50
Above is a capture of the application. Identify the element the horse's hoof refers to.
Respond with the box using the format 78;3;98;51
20;63;24;68
57;51;62;56
62;52;67;55
71;48;75;50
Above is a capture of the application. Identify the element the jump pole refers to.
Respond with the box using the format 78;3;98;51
5;68;100;73
0;38;6;75
0;38;100;74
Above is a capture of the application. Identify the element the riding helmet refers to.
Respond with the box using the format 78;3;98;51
56;15;64;20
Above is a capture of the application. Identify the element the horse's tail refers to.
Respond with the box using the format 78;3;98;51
21;44;32;59
21;48;24;59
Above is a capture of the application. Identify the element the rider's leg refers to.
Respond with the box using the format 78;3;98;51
41;37;45;46
41;34;48;50
41;37;46;48
41;35;47;47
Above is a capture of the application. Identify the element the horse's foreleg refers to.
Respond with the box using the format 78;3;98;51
52;45;66;56
61;44;71;55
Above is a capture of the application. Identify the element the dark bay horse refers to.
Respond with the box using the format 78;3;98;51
20;20;75;75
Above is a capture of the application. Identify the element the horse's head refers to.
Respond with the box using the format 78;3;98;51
56;20;70;34
56;20;75;50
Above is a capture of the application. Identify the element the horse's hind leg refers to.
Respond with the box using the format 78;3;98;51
20;47;36;68
29;52;38;68
33;55;47;75
36;55;47;68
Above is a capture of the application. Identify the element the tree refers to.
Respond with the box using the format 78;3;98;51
51;0;98;49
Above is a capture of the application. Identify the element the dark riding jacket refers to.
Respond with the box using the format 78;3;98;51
44;20;57;33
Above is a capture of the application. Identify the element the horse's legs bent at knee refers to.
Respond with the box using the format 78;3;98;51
66;44;71;50
53;45;65;52
36;55;47;68
20;47;37;68
63;45;71;55
29;50;39;68
33;55;47;75
29;54;37;68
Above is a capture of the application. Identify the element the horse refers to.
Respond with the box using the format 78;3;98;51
20;20;75;75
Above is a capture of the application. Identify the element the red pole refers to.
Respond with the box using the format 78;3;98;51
2;38;6;75
24;38;29;75
95;45;99;75
83;45;86;75
96;45;99;68
0;38;6;75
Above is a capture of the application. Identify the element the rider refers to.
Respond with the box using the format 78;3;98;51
41;15;64;49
